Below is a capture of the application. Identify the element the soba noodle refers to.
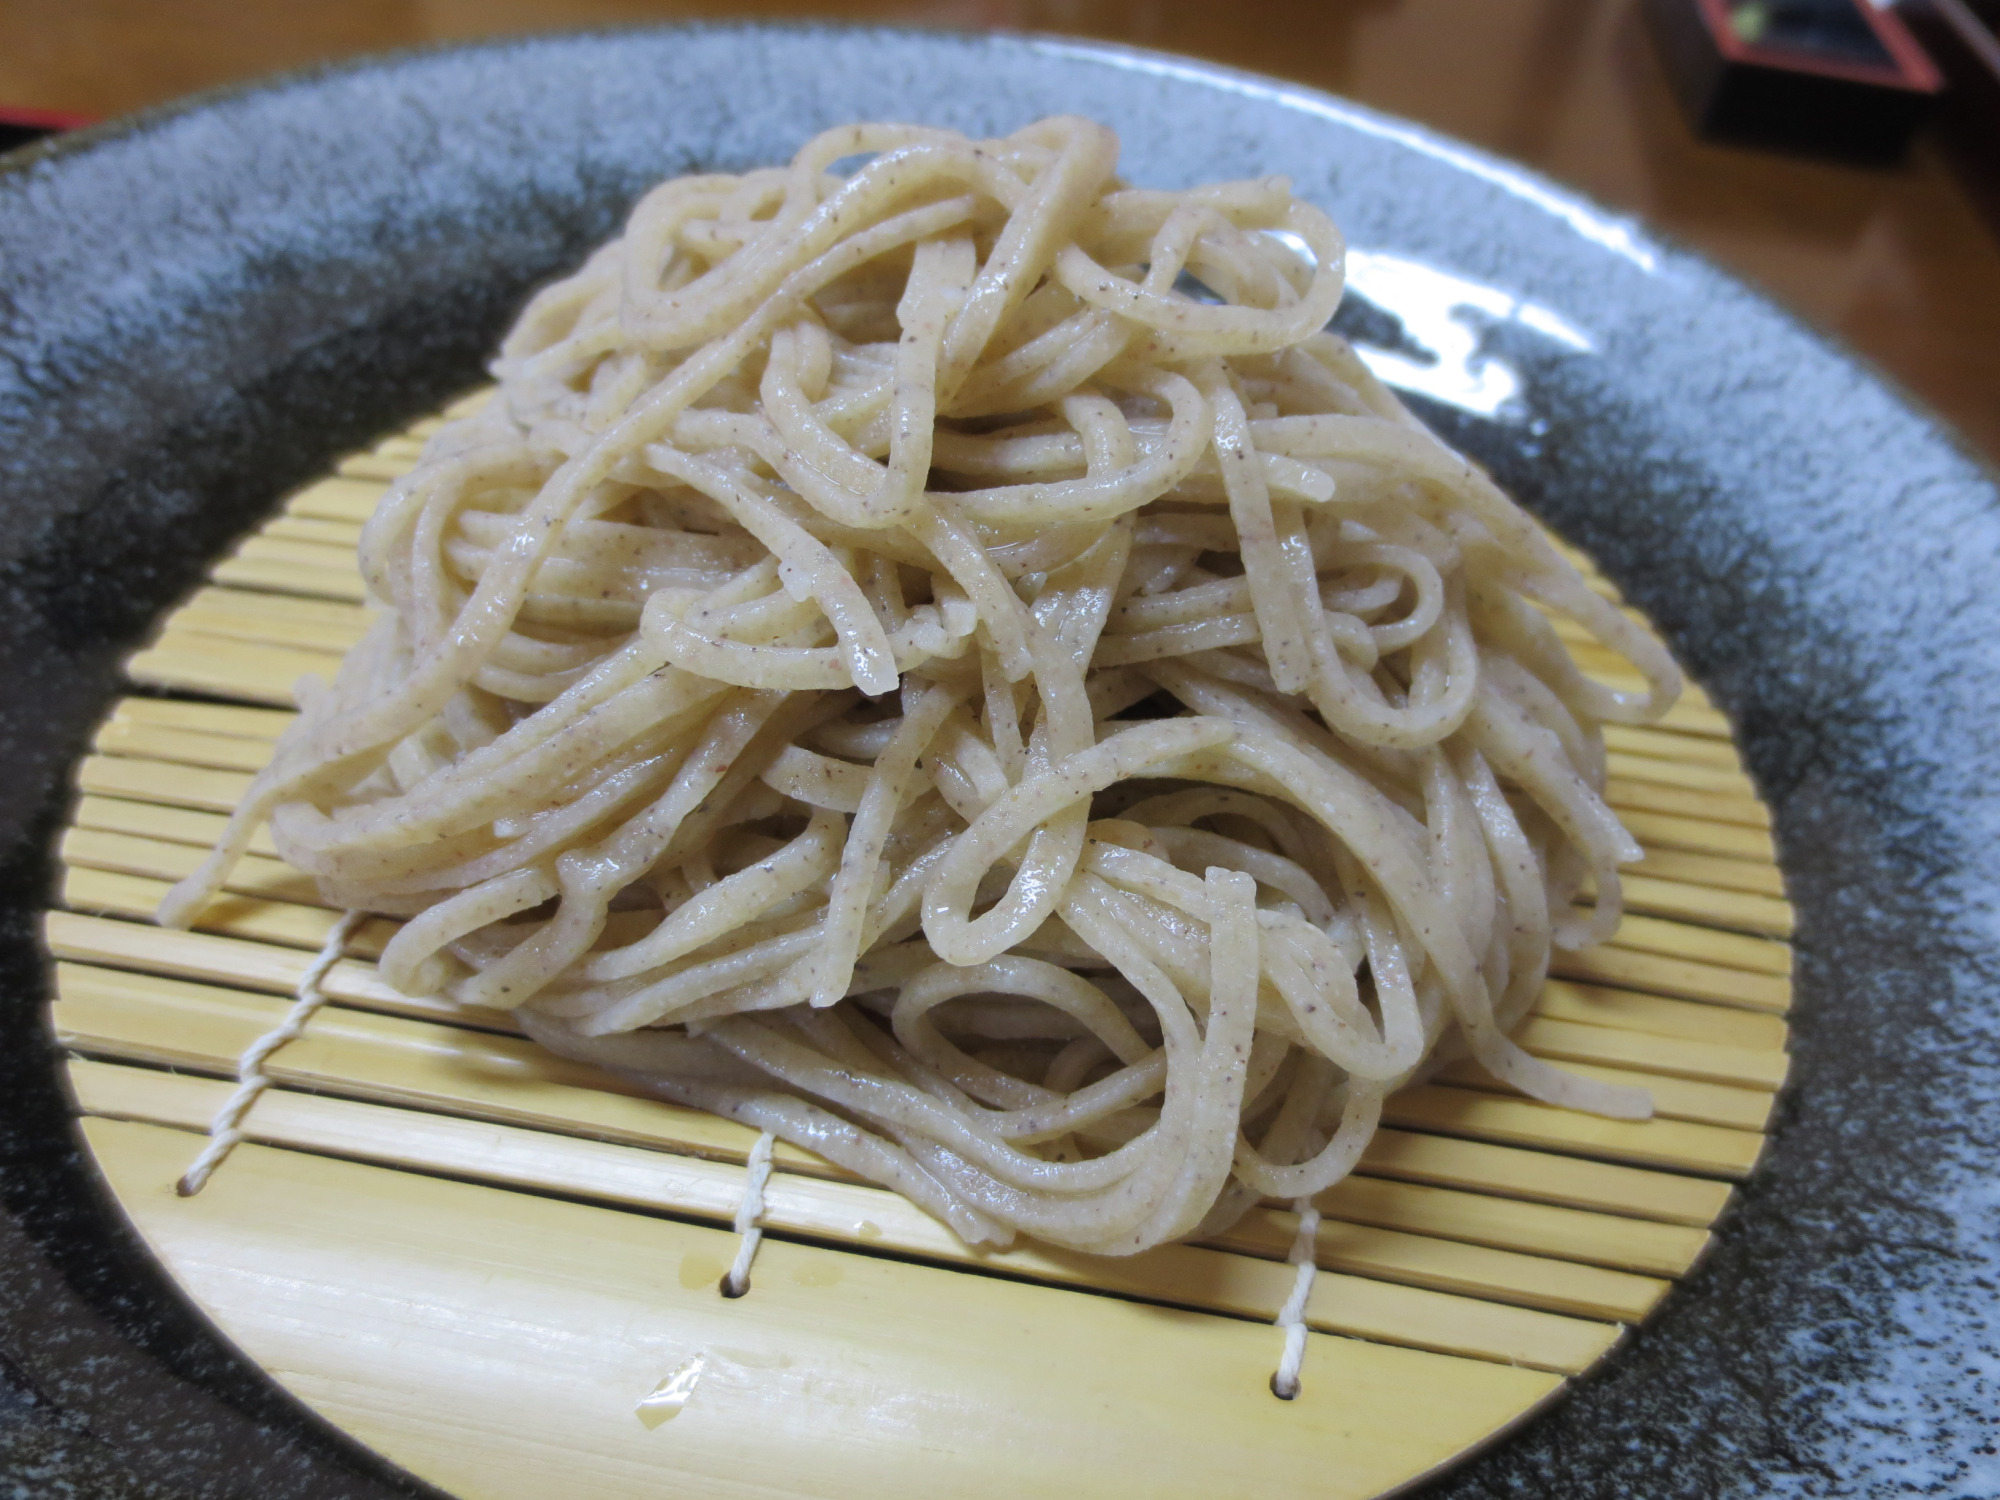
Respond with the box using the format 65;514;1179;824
159;116;1682;1256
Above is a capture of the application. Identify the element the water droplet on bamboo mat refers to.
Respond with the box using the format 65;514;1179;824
678;1252;725;1291
636;1353;707;1429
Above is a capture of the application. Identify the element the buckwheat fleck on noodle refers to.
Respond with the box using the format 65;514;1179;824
161;116;1681;1256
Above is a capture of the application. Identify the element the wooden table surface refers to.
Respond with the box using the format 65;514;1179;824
3;0;1996;463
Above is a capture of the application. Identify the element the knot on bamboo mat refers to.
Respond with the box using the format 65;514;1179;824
1271;1200;1321;1400
176;910;362;1196
721;1130;777;1297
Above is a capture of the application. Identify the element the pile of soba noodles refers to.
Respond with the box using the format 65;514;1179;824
162;116;1681;1256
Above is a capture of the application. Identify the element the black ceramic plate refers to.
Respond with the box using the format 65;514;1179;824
3;25;1998;1500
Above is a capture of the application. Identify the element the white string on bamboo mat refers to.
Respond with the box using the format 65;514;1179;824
1271;1199;1322;1400
176;910;363;1197
721;1130;778;1297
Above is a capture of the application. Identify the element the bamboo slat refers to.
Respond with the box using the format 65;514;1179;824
61;864;394;957
1603;751;1756;798
338;451;416;481
63;827;320;905
46;911;447;1019
1533;979;1789;1051
1616;873;1793;938
1209;1209;1669;1321
61;857;1784;1144
44;403;1799;1500
91;722;276;774
53;821;1797;1058
1592;752;1752;800
1605;777;1770;829
1604;913;1791;977
66;1062;1621;1375
45;965;1684;1317
52;958;813;1170
71;795;282;859
1509;1013;1787;1090
76;754;257;814
1291;1173;1706;1279
231;533;366;575
110;697;296;739
1617;808;1776;863
1553;944;1791;1013
82;1115;1569;1500
1601;724;1746;769
1356;1128;1733;1227
1650;698;1733;739
49;939;1741;1222
283;475;385;523
124;640;328;707
166;590;371;653
1429;1059;1775;1133
211;553;368;602
1380;1088;1764;1178
1631;846;1786;898
263;515;365;548
74;716;1798;968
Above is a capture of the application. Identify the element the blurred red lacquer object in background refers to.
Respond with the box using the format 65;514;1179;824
1;105;96;151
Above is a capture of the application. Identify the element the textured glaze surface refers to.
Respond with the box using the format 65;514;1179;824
1;26;1997;1499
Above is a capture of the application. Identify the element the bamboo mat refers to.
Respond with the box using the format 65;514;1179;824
46;396;1792;1500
